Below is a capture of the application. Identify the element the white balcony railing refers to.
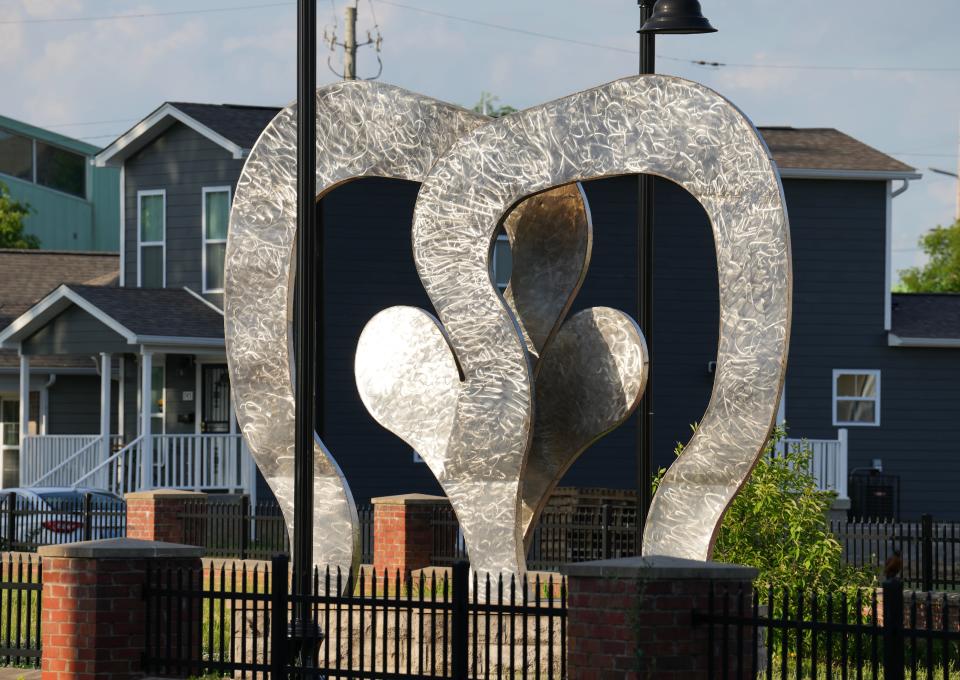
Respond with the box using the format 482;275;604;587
782;428;849;500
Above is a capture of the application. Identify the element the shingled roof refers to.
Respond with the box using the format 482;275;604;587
891;293;960;342
757;127;916;175
165;102;280;150
0;250;118;371
66;285;224;339
0;250;118;329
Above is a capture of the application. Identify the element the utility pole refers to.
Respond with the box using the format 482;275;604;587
343;3;357;81
323;2;382;81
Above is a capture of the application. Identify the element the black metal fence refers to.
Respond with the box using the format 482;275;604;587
180;500;374;563
431;503;637;571
0;555;41;667
695;578;960;679
143;557;566;680
832;515;960;591
0;493;125;552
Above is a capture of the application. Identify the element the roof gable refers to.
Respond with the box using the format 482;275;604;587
94;102;280;168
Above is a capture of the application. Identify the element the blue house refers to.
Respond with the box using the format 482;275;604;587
0;114;120;252
2;101;951;520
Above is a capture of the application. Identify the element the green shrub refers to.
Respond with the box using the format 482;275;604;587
654;424;873;592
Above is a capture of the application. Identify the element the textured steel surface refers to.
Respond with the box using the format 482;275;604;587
501;184;592;365
520;307;648;548
224;82;487;583
410;75;791;567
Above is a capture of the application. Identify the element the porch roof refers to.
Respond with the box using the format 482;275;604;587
0;284;225;354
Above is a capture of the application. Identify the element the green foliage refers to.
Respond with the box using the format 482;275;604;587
654;425;873;592
472;91;517;118
0;181;39;249
898;219;960;292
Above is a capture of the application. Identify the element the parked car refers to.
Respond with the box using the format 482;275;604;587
0;487;125;549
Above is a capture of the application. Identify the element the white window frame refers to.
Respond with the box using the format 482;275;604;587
137;189;166;288
201;186;231;294
832;369;881;427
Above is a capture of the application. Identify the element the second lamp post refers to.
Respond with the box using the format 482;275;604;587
635;0;716;540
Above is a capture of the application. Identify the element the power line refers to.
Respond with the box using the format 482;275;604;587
886;152;958;158
0;2;294;25
41;118;138;129
3;0;957;76
686;59;960;74
373;0;960;75
374;0;635;55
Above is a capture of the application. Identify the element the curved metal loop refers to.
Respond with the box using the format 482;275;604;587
225;82;488;585
413;74;791;565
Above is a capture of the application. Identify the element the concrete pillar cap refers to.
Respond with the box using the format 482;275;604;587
563;554;758;581
125;489;207;500
38;537;204;559
371;493;449;506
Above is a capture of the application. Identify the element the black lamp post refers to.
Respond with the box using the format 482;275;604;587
293;0;320;664
635;0;715;543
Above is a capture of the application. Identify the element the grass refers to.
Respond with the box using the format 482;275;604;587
765;656;959;679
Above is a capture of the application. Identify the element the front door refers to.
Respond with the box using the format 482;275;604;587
200;365;231;434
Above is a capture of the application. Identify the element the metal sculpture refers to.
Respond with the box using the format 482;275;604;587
227;73;791;581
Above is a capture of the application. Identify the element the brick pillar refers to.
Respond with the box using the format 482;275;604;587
372;493;449;576
125;489;206;545
39;538;202;680
565;555;757;680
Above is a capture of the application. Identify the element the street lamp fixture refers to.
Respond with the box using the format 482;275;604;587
639;0;717;34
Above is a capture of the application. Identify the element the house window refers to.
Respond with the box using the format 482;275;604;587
491;233;511;291
35;141;86;198
0;129;87;198
202;187;230;293
0;129;33;182
138;190;165;288
833;370;880;426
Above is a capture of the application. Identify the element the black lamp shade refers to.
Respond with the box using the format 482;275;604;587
638;0;717;34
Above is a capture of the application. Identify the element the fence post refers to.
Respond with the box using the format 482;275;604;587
82;492;93;542
4;495;14;549
883;577;905;680
601;504;610;559
921;513;933;592
271;553;290;680
451;560;469;680
240;495;251;560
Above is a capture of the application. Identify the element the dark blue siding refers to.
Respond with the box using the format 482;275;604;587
124;122;244;306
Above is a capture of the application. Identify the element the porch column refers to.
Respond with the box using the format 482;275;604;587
140;351;153;490
100;353;112;465
12;353;30;488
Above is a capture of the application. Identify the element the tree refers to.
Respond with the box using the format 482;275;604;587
0;181;39;249
898;219;960;292
472;91;517;118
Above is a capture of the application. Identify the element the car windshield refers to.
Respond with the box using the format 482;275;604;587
35;491;122;511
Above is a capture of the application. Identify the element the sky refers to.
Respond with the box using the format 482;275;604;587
1;0;958;284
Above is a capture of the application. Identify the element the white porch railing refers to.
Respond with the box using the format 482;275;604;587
782;428;849;500
68;433;252;496
20;435;123;487
73;436;144;494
